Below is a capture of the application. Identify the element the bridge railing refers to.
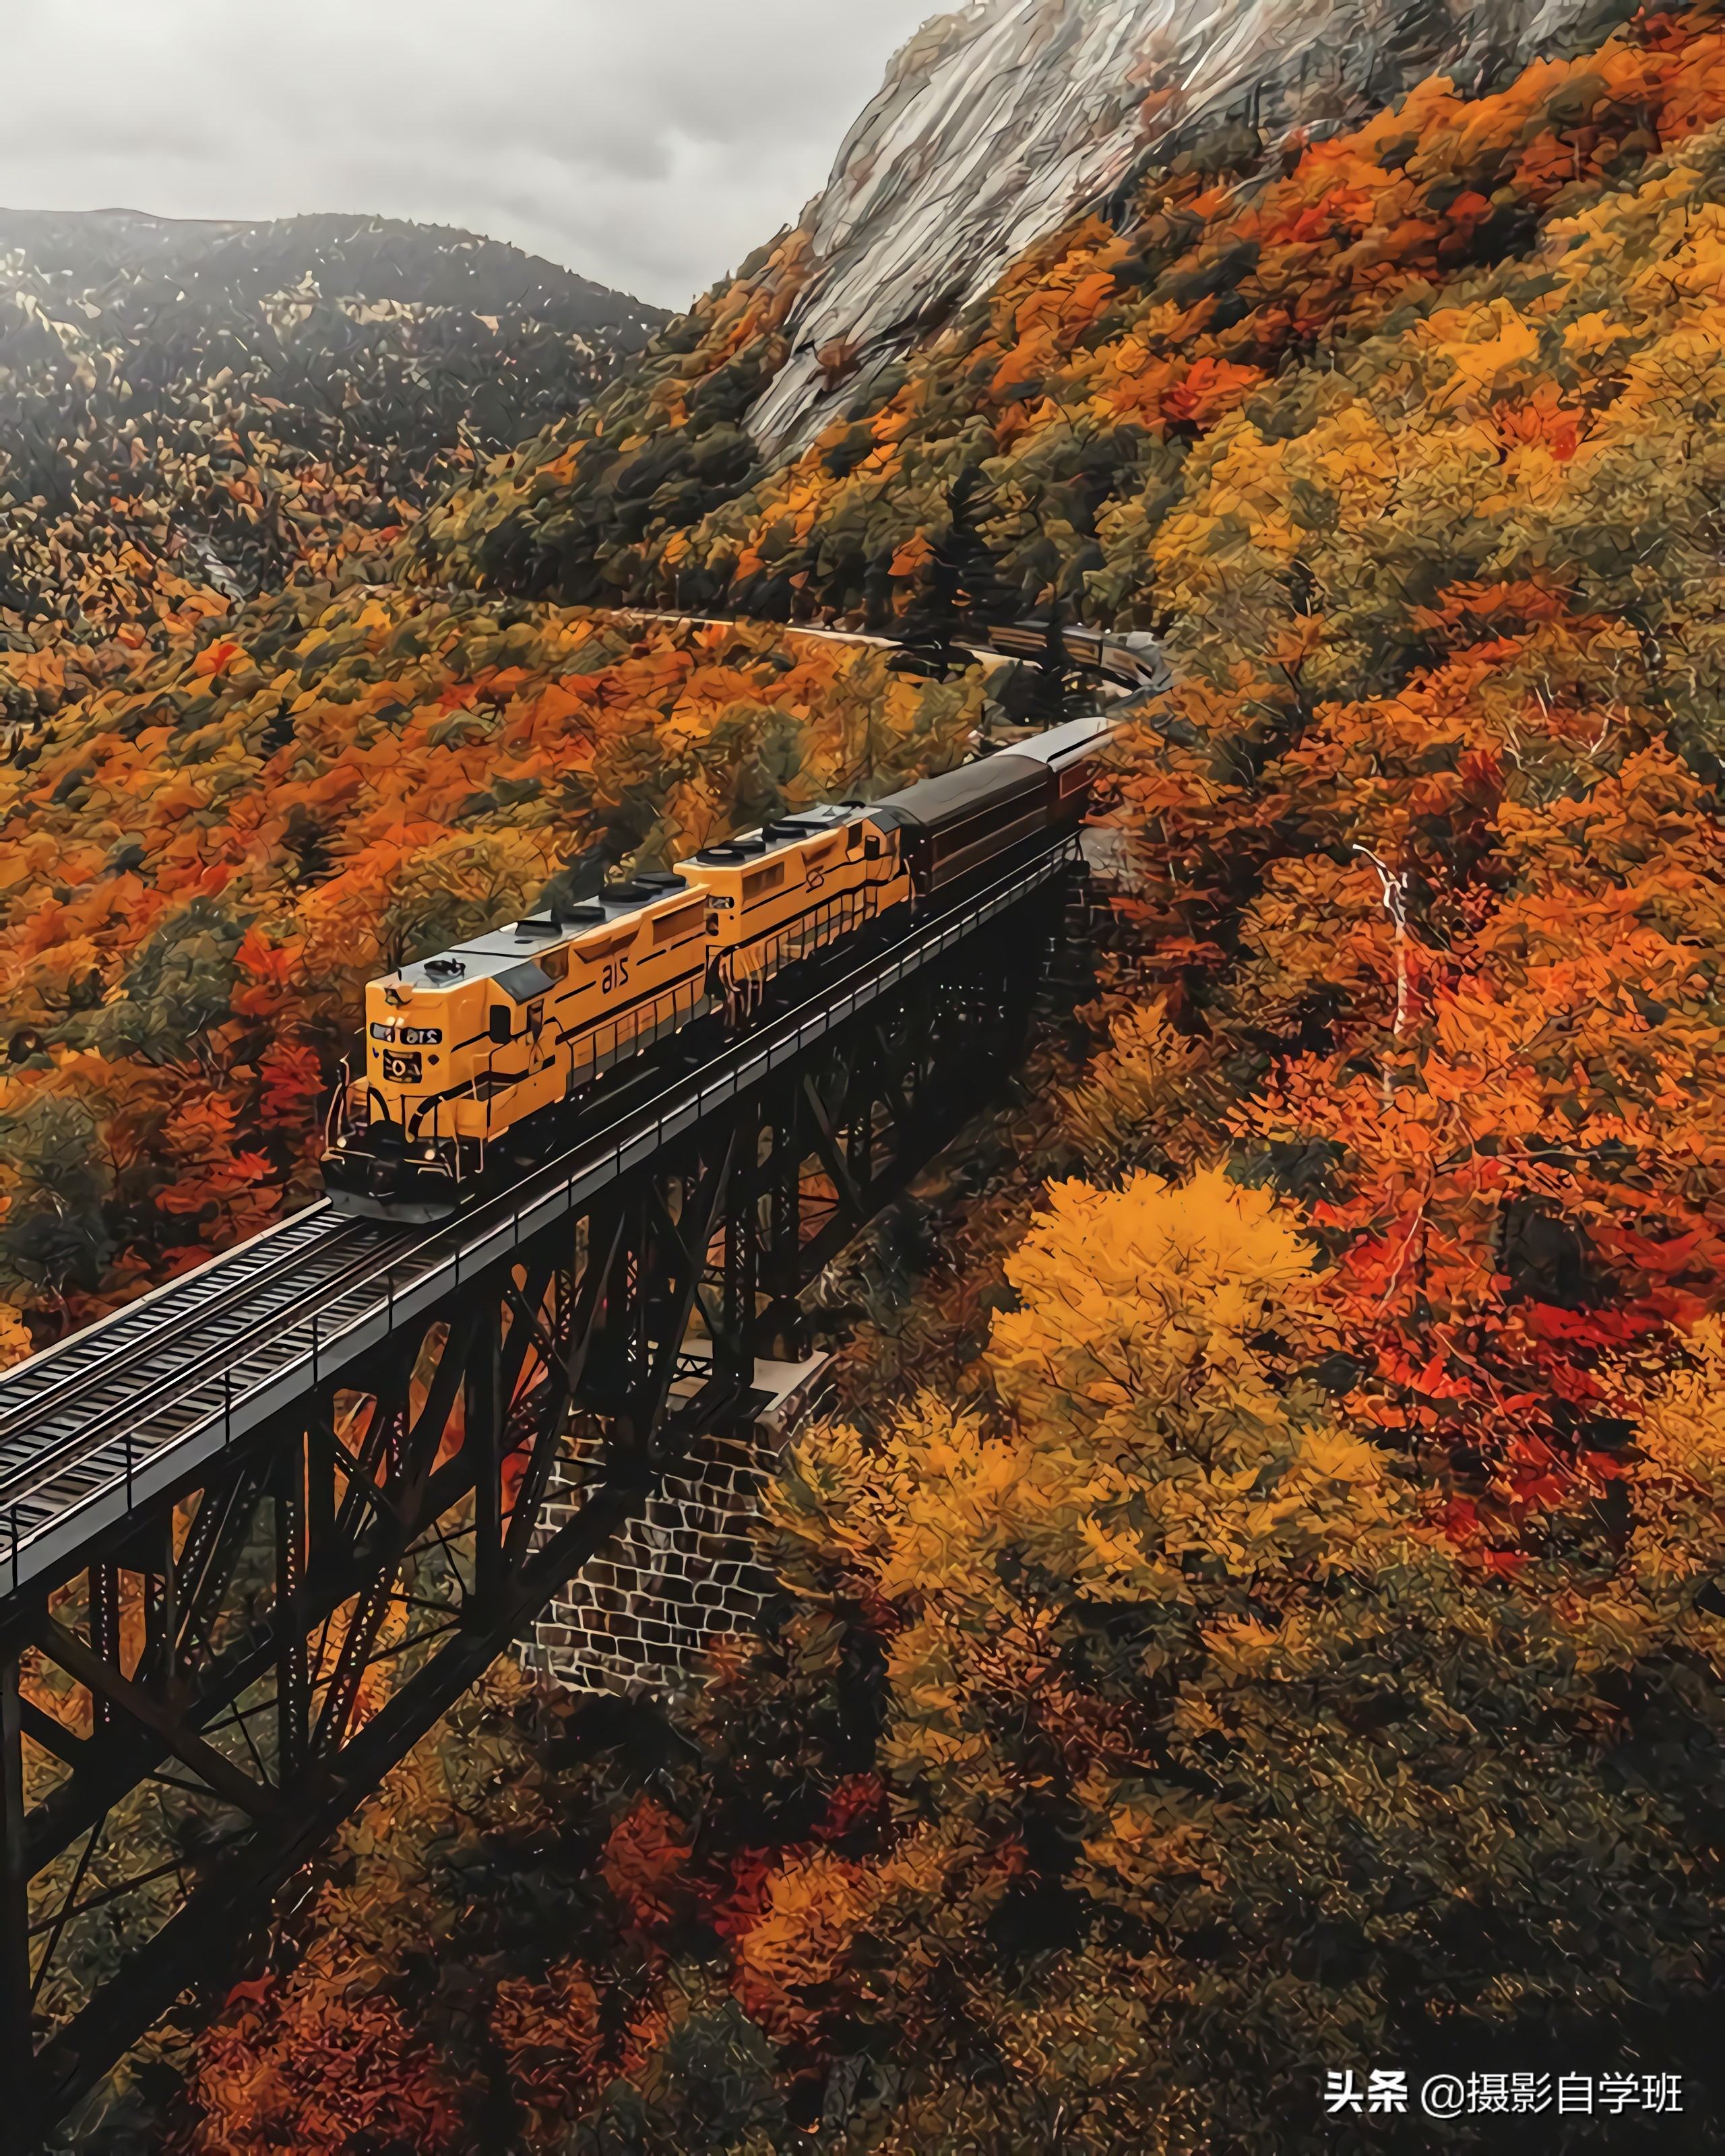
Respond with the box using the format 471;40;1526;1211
1;834;1077;1604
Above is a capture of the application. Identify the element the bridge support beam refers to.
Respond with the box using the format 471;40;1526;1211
0;873;1065;2149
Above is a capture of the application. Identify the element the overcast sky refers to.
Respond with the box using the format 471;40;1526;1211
1;0;937;308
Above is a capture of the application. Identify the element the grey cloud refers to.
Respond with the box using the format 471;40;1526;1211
0;0;936;305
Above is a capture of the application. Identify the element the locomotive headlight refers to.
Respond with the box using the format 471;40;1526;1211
369;1022;396;1042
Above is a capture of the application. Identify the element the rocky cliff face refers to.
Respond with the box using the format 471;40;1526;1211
747;0;1627;453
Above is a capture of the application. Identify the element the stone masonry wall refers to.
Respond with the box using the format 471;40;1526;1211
526;857;1110;1697
526;1354;830;1697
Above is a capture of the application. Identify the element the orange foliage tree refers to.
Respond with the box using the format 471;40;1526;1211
0;594;980;1352
55;9;1725;2152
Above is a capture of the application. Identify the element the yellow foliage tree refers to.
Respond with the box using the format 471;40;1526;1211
749;1165;1722;2151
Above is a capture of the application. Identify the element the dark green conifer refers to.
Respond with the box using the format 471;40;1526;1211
889;466;1015;680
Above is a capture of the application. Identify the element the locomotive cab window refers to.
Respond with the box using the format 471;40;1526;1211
743;860;785;901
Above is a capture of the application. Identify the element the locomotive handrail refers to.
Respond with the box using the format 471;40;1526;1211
325;1056;351;1149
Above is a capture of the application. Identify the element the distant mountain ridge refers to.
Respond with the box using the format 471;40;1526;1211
0;208;658;332
0;209;665;661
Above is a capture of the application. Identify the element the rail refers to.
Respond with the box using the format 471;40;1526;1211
607;606;1168;698
0;837;1077;1601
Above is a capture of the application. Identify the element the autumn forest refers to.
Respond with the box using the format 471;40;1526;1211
5;3;1725;2149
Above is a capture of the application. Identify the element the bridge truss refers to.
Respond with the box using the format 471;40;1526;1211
0;850;1069;2149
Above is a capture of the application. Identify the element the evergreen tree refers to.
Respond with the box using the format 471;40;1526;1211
889;466;1017;680
995;596;1082;728
1028;595;1079;724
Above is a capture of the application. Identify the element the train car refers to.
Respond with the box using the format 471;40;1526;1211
998;711;1117;828
325;874;710;1220
982;622;1169;695
677;713;1111;986
677;799;912;996
858;711;1114;901
325;713;1117;1222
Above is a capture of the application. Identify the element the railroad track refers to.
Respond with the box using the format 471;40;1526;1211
0;1207;374;1465
0;839;1077;1599
0;1072;697;1566
0;1207;430;1548
606;607;1169;697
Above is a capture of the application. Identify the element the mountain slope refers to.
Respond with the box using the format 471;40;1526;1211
747;0;1630;455
412;3;1711;635
0;210;664;685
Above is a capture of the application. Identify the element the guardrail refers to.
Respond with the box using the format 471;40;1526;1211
1;837;1077;1602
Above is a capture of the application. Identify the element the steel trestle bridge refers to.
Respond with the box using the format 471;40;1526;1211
0;838;1079;2149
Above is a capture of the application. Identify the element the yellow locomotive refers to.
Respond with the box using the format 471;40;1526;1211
323;714;1112;1221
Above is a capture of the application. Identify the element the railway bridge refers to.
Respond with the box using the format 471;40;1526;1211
0;834;1091;2150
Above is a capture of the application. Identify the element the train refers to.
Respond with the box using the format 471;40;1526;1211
323;712;1117;1222
980;621;1170;697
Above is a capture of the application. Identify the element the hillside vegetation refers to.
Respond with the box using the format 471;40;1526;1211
0;595;974;1348
54;8;1718;2155
0;210;662;707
